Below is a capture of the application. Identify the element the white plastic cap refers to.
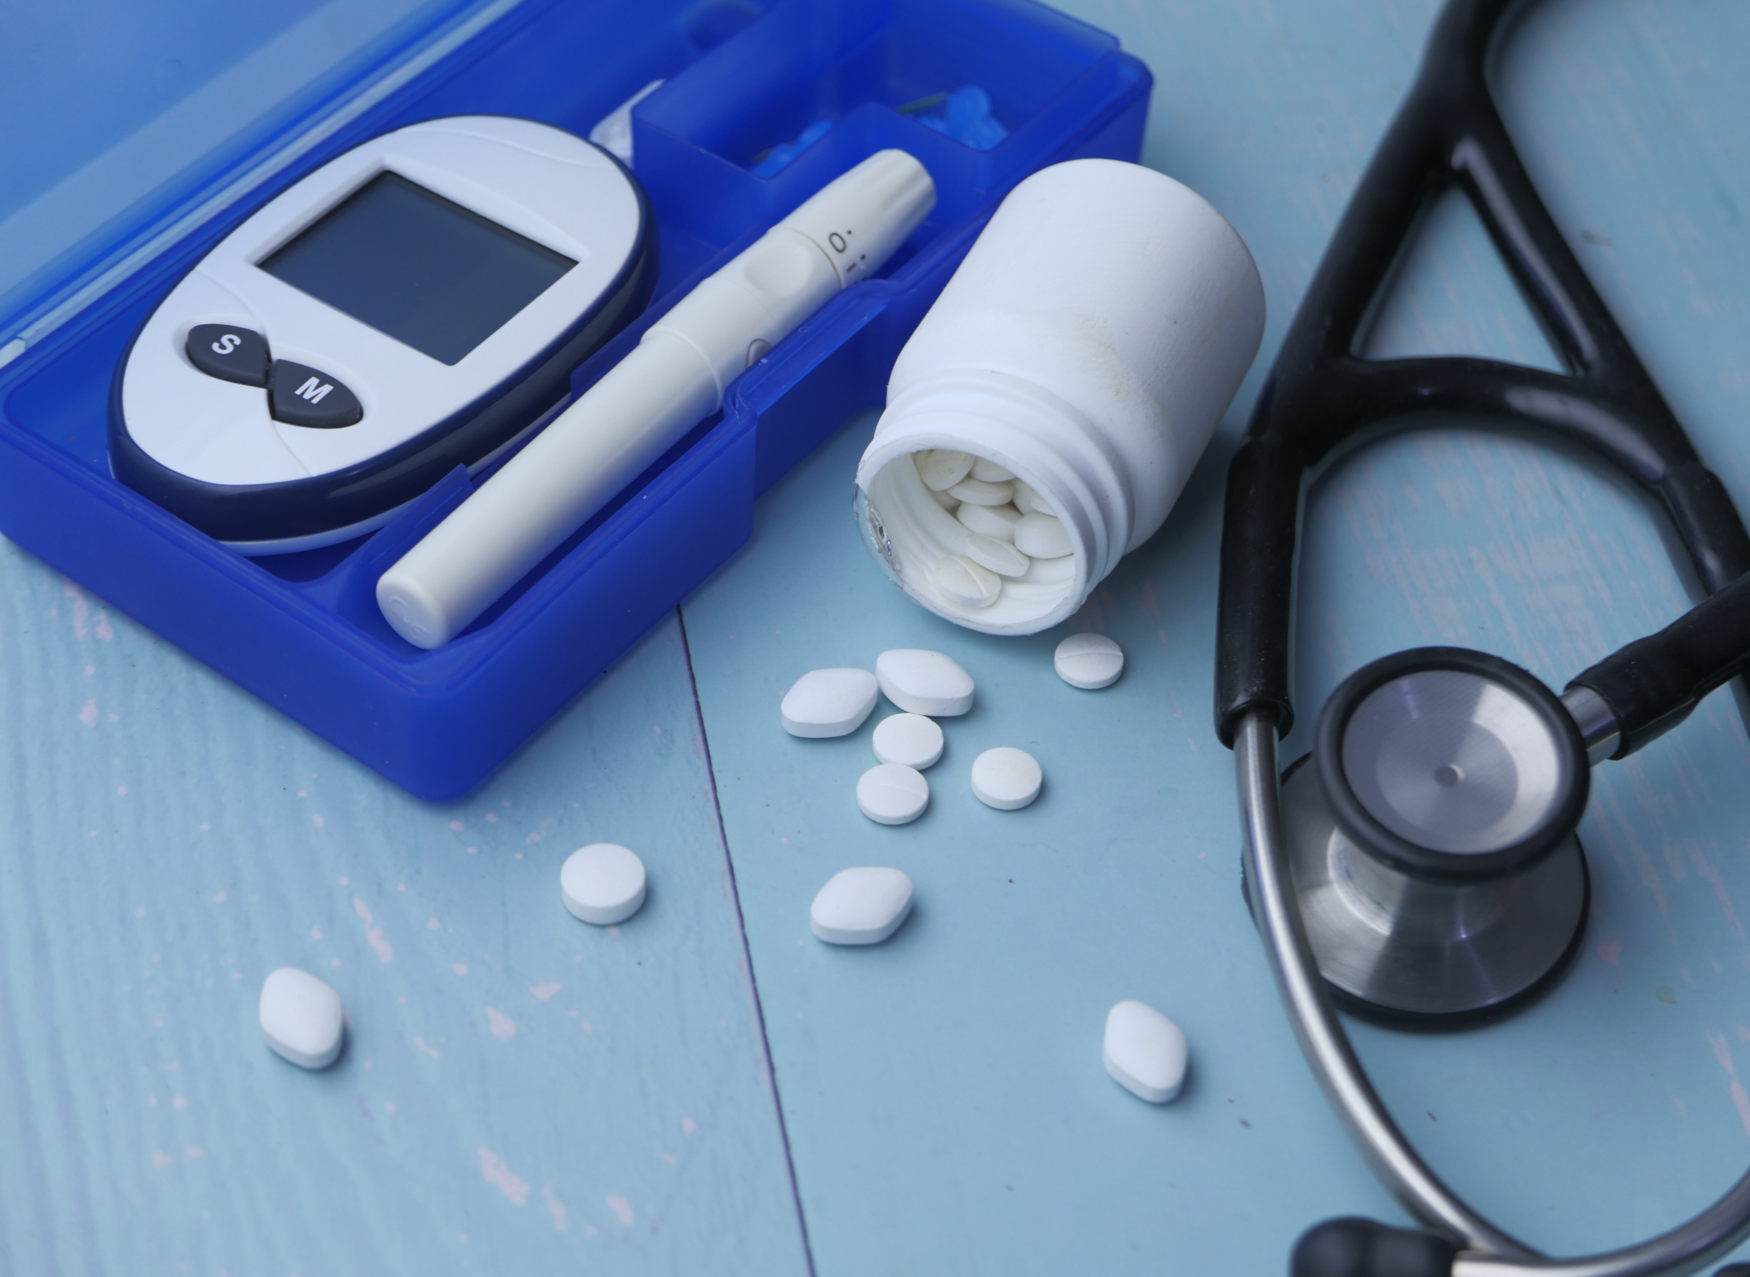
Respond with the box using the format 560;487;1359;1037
779;149;936;288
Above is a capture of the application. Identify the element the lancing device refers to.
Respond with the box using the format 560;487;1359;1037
378;149;936;648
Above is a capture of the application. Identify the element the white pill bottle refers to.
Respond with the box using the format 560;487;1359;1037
854;159;1265;634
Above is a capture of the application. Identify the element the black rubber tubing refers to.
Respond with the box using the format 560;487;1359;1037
1569;568;1750;758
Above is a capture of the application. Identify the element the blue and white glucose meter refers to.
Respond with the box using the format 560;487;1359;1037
111;115;656;554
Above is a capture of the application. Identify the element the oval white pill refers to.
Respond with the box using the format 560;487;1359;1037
260;968;344;1070
964;532;1030;578
971;746;1042;810
945;476;1015;506
956;501;1022;542
561;843;648;924
1103;1000;1188;1103
857;762;930;824
915;448;973;491
1055;632;1124;689
931;555;1002;608
781;667;878;738
1011;478;1049;516
877;648;975;716
1014;511;1072;559
810;867;915;945
928;486;961;512
872;713;944;770
969;457;1015;482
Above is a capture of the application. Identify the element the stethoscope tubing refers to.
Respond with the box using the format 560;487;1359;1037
1237;708;1750;1275
1213;0;1750;751
1218;0;1750;1267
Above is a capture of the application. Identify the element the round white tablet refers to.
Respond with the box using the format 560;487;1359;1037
955;500;1022;541
928;486;961;512
259;967;344;1070
969;457;1015;482
1102;1000;1188;1103
810;867;915;945
915;448;973;491
560;843;648;924
945;476;1015;506
1014;511;1072;559
857;763;930;825
1055;633;1124;689
872;713;944;770
971;746;1042;810
931;555;1002;608
780;667;878;738
876;649;975;716
1011;478;1048;516
964;533;1030;578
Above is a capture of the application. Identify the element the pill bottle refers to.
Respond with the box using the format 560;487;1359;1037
854;159;1265;634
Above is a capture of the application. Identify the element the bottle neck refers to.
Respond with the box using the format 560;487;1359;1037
854;369;1134;634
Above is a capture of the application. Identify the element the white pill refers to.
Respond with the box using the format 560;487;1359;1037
857;762;930;824
971;746;1042;810
928;485;961;512
965;533;1030;578
259;968;344;1070
1014;511;1072;559
872;712;944;769
810;867;915;945
1011;478;1048;516
931;555;1003;608
561;843;648;924
956;501;1022;541
945;476;1015;506
1055;632;1124;689
915;449;973;491
877;648;975;716
969;456;1015;483
781;667;878;738
1103;1000;1188;1103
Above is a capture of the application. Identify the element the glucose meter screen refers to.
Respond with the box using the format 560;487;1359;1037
259;172;577;366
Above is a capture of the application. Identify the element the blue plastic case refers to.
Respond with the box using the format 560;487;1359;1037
0;0;1149;799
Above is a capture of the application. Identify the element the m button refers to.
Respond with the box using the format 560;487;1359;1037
269;360;363;428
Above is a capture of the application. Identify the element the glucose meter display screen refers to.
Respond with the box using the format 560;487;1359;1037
259;172;577;366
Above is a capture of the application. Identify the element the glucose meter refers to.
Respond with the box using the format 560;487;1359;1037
111;115;656;553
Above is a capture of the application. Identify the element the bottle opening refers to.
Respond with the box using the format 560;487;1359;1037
855;445;1089;634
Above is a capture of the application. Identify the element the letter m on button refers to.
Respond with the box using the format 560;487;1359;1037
295;375;334;404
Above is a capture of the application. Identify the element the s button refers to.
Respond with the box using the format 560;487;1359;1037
186;324;270;387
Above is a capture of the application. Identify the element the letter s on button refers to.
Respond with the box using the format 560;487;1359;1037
211;333;242;355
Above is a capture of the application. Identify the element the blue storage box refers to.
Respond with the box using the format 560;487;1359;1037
0;0;1149;799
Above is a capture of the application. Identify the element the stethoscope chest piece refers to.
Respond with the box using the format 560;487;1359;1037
1282;647;1592;1023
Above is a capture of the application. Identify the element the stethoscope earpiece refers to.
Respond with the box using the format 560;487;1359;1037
1292;1217;1457;1277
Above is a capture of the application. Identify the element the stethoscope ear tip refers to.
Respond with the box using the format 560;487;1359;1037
1291;1217;1457;1277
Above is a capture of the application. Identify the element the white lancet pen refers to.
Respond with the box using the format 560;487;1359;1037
377;149;937;648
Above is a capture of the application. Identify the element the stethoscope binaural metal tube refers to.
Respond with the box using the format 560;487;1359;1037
1239;706;1750;1277
1235;711;1533;1258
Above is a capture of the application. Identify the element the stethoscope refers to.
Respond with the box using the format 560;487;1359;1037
1215;1;1750;1274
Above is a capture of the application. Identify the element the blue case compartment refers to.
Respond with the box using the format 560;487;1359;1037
0;0;1148;799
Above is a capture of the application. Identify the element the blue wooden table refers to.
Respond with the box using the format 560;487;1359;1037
4;0;1750;1272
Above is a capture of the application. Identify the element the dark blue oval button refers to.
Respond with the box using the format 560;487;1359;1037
186;324;270;387
269;360;363;429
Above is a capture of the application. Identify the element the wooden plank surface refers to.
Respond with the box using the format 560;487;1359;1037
0;568;811;1275
3;0;1750;1273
